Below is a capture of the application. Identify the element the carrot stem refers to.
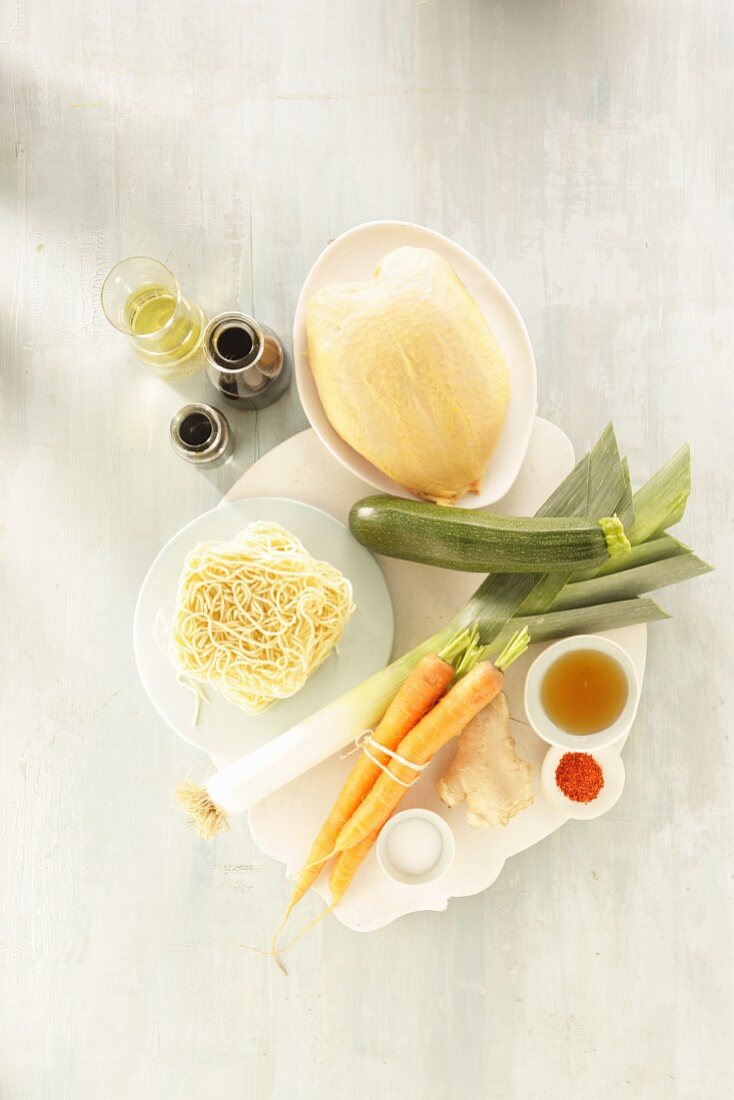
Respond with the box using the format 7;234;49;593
493;626;530;671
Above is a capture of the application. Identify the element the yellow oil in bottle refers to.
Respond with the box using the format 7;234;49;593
124;284;202;365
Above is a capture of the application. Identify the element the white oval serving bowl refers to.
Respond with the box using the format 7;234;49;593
376;808;456;888
541;745;626;820
292;220;538;508
524;634;641;753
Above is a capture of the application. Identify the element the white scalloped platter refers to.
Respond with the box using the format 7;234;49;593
222;422;646;932
293;220;538;507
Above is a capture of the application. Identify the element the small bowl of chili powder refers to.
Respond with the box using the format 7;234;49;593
540;745;625;820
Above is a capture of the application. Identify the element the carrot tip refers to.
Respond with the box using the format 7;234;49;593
279;902;336;955
237;942;288;976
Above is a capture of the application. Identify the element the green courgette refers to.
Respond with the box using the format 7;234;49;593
349;496;631;574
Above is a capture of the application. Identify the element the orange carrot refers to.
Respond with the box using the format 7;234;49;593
283;652;454;918
268;630;527;967
335;660;504;853
329;828;380;906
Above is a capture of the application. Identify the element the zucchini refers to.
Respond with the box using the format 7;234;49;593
349;496;631;574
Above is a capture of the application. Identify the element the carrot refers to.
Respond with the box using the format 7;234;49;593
266;629;527;969
335;660;505;853
329;829;380;906
283;651;454;918
330;629;530;857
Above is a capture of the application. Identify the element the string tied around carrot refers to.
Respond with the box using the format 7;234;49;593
352;730;431;786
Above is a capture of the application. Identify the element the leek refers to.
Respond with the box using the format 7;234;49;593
512;424;631;620
205;624;456;815
553;554;712;611
575;534;690;581
458;423;629;634
617;455;636;530
493;597;670;650
628;444;691;544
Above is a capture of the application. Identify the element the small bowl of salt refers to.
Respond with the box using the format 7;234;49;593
377;808;456;888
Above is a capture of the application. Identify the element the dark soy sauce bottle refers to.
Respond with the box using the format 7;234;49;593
202;312;292;410
169;403;233;467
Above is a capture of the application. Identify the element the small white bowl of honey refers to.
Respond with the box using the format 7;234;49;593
524;635;640;752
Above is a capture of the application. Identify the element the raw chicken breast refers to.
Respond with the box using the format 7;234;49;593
306;246;510;504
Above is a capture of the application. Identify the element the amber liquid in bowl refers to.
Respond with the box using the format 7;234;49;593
541;649;629;735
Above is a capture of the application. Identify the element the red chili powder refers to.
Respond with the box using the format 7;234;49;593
555;752;604;803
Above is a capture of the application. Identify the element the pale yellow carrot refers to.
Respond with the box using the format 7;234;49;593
329;829;381;906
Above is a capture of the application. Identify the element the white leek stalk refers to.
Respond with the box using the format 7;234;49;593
207;638;447;814
175;627;454;833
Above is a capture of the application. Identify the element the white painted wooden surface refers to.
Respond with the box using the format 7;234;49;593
1;2;731;1097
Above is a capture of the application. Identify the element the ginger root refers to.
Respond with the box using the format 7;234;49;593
437;692;534;827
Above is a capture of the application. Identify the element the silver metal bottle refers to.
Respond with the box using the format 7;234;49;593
169;403;233;467
202;311;291;410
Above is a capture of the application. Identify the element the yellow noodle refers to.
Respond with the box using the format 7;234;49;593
169;521;355;714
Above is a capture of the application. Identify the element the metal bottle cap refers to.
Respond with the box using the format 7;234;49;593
170;403;232;466
202;311;291;410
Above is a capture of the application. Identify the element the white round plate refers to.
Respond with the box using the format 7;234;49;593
220;423;646;931
293;220;538;508
133;497;394;759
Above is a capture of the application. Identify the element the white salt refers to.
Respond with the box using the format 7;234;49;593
385;817;444;877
